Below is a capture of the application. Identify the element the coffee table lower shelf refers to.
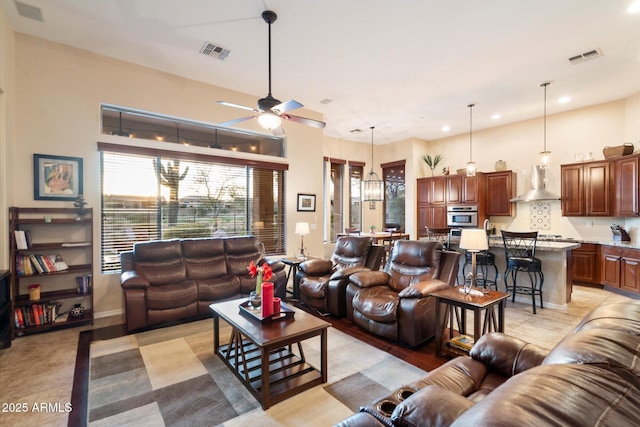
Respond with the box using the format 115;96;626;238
217;335;323;409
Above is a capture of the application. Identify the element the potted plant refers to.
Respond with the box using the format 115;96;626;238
422;154;443;176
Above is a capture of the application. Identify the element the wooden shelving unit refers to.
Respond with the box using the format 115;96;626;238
9;207;94;339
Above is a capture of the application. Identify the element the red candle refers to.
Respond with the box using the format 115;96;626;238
261;282;274;317
273;297;281;314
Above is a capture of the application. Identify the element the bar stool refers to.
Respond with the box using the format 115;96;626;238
425;227;452;250
462;230;498;290
501;230;544;313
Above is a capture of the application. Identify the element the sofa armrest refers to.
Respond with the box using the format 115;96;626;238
264;258;285;273
330;265;370;280
298;258;333;275
391;385;474;427
469;332;549;377
350;270;390;288
121;270;150;290
398;279;448;298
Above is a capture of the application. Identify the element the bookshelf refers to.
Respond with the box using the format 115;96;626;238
9;207;94;339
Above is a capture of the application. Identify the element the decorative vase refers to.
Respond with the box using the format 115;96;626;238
495;160;507;171
249;291;261;309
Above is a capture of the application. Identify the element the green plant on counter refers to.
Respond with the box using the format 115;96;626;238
422;154;443;176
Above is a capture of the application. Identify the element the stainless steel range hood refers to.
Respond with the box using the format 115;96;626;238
510;165;561;202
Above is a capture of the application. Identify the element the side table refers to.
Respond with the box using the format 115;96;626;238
431;287;510;358
279;256;316;300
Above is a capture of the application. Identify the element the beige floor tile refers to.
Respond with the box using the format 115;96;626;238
139;337;208;390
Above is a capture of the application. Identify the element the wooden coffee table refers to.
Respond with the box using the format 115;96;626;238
210;299;330;409
431;287;510;357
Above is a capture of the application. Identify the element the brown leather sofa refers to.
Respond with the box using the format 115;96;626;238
336;300;640;427
120;236;286;331
346;240;460;347
296;236;385;317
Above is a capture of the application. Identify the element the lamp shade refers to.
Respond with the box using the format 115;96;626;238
459;228;488;252
295;222;310;235
257;112;282;130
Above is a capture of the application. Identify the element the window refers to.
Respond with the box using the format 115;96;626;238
100;145;286;273
382;161;406;231
348;163;363;230
101;104;285;157
329;159;346;242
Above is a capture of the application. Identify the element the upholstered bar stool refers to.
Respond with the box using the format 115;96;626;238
501;231;544;313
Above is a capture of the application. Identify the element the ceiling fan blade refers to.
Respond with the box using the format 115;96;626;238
217;101;260;113
219;115;256;126
282;114;326;129
272;99;303;114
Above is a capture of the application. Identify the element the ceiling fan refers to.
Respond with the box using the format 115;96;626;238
217;10;326;135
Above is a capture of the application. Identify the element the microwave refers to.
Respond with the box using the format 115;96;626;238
447;205;478;228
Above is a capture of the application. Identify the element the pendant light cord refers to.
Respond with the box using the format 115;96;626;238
267;19;272;97
370;126;375;171
543;83;547;152
468;104;475;162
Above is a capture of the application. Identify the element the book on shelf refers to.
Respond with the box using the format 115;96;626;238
15;253;69;275
14;302;61;329
446;334;475;352
50;254;69;271
14;230;29;250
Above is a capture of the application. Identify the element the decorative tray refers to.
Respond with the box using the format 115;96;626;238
239;300;295;323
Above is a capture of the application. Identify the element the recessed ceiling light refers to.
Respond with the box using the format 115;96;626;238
628;0;640;14
441;125;450;132
558;96;571;104
491;114;501;120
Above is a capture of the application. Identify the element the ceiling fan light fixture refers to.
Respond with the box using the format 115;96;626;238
258;112;282;130
362;126;384;210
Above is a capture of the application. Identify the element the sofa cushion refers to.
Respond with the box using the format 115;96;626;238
386;241;441;292
411;356;489;397
134;239;182;261
197;276;241;301
146;281;198;310
575;301;640;335
451;363;640;427
299;275;331;299
182;239;228;279
135;258;186;285
470;333;548;377
331;236;372;269
224;236;261;276
543;329;640;376
353;286;399;323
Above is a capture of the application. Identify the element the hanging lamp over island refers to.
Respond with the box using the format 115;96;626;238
466;103;477;177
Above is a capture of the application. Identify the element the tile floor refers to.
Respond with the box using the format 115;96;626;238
0;285;636;426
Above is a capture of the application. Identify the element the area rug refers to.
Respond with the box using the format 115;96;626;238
87;319;427;426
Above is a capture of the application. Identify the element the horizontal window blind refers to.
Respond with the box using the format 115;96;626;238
101;150;286;273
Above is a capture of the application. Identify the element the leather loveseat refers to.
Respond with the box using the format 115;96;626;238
346;240;461;347
120;236;286;331
336;300;640;427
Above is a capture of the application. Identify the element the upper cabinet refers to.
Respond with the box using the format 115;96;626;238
561;161;612;216
485;171;516;217
614;154;639;217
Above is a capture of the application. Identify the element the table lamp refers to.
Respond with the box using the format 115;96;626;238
459;228;489;293
295;222;310;260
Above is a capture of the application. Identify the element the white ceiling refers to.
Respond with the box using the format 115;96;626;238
2;0;640;144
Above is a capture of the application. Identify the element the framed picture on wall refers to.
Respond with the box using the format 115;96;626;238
297;193;316;212
34;154;83;201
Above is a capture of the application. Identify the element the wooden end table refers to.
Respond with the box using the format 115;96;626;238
210;299;329;409
279;256;317;299
431;287;510;358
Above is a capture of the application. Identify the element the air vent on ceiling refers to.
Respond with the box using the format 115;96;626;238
199;42;231;60
569;48;603;65
14;0;44;22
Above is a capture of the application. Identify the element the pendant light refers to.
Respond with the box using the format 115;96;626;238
466;103;476;177
539;82;551;168
362;126;385;209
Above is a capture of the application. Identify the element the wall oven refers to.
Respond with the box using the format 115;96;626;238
447;205;478;228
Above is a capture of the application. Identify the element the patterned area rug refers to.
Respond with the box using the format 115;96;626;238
88;319;426;426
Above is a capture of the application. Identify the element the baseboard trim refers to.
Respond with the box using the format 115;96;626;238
95;308;123;319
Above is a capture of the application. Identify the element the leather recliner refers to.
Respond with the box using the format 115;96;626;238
296;236;385;317
346;240;460;347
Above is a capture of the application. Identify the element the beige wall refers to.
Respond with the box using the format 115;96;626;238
5;33;324;316
3;19;640;317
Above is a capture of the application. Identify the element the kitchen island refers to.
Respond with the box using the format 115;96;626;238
455;237;581;309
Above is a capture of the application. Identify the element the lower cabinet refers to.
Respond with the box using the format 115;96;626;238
570;244;600;285
600;245;640;292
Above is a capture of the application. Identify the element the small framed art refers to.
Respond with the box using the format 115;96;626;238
297;193;316;212
34;154;83;201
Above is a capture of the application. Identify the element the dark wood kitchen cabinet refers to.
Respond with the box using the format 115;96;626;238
485;171;516;216
568;243;600;285
614;154;639;217
561;161;612;216
417;177;447;237
600;246;640;293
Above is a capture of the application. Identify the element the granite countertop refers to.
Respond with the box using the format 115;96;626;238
486;235;640;251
